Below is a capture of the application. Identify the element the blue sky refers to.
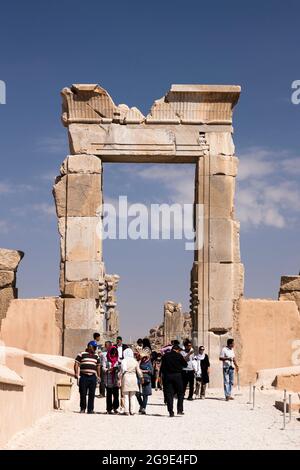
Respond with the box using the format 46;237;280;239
0;0;300;340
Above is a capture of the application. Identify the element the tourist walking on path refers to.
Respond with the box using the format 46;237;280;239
192;346;210;399
102;345;121;414
74;341;101;414
181;339;195;401
121;348;143;415
136;353;153;414
93;332;105;397
161;344;187;417
153;353;162;390
219;338;239;401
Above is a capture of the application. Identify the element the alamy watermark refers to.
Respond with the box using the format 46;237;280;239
0;80;6;104
291;80;300;104
97;196;204;251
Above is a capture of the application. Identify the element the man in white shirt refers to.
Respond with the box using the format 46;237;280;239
219;338;239;401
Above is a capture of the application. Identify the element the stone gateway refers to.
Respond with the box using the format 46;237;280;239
53;83;244;385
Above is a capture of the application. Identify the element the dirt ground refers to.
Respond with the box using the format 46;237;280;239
5;387;300;450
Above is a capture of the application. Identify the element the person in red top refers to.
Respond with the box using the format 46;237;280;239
74;341;101;414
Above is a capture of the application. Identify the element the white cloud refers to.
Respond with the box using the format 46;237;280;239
31;203;56;216
0;182;13;194
0;181;34;194
133;165;195;203
0;220;10;233
237;147;300;229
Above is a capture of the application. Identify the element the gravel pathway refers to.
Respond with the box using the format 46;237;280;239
5;387;300;450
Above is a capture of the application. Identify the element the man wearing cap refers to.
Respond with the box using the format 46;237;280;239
74;341;101;414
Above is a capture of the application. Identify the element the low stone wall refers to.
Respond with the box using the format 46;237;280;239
275;373;300;392
234;299;300;385
0;347;75;448
0;298;63;355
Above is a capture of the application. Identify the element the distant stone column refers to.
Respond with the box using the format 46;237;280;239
53;154;103;357
0;249;24;328
105;274;120;341
164;301;184;345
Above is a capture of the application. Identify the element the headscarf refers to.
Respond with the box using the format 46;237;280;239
123;348;134;359
121;348;135;373
107;346;119;367
106;346;119;382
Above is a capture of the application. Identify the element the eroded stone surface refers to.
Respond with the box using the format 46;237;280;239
64;298;98;329
0;271;15;288
60;154;102;175
58;217;102;262
53;174;101;217
64;280;99;299
0;249;24;271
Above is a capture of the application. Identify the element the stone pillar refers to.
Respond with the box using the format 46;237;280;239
105;274;120;340
279;275;300;312
0;249;24;328
53;154;103;357
193;131;244;386
164;301;184;344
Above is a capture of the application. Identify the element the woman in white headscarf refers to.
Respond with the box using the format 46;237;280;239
121;348;143;415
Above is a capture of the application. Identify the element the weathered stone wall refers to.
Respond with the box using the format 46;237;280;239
0;249;23;329
234;298;300;385
53;154;104;357
0;348;75;448
279;275;300;312
0;298;63;355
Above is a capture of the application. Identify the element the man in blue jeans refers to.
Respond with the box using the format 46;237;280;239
74;341;101;413
219;338;239;401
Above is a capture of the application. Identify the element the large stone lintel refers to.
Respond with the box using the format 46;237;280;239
62;83;240;128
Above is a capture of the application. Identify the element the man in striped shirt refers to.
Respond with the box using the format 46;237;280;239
74;341;101;414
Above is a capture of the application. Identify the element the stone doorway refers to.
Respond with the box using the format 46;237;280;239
53;83;244;385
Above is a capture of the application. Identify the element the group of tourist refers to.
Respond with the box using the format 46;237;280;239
74;334;239;417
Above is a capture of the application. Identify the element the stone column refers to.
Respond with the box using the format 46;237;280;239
53;154;103;357
164;301;184;345
193;131;244;386
105;274;120;340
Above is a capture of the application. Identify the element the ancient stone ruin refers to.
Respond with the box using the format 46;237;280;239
149;301;192;351
52;83;244;369
0;249;24;327
0;82;299;392
279;275;300;313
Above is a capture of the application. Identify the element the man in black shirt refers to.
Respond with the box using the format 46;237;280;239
161;344;187;417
